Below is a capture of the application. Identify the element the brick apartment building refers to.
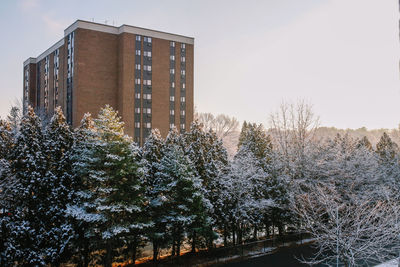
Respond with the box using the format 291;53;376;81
23;20;194;144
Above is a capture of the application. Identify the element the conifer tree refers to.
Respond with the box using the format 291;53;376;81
183;121;227;251
376;132;399;162
67;113;98;267
70;105;146;267
154;128;205;256
6;106;47;265
0;119;14;266
142;129;167;261
35;107;75;265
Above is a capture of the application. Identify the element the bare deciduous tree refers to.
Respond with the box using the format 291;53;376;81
196;112;240;158
268;100;320;178
294;184;400;266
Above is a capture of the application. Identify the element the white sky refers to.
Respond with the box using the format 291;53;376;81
1;0;399;129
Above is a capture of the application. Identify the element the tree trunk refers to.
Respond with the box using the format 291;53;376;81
177;234;181;256
191;230;196;253
223;224;228;247
105;240;112;267
253;226;258;240
83;239;89;267
153;241;158;262
172;236;176;256
131;236;138;265
238;223;243;245
232;224;236;246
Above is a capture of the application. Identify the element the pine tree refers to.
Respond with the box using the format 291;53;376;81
69;105;147;267
154;131;205;257
42;107;75;265
142;129;167;261
376;132;399;162
0;119;14;266
183;121;228;251
67;113;98;267
5;106;47;265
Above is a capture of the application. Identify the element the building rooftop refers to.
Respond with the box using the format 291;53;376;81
24;19;194;67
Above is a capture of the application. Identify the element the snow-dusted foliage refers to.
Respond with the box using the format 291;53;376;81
69;105;147;266
2;103;400;266
295;184;400;266
183;121;228;250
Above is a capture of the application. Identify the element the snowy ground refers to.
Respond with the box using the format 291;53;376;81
375;258;399;267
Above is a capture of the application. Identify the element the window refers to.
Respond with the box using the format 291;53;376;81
170;55;175;61
135;50;141;56
135;108;141;114
135;64;141;70
136;35;141;41
181;70;186;75
144;108;151;114
170;109;175;115
135;122;140;128
171;82;175;88
170;123;175;129
143;93;151;100
181;57;186;62
180;110;185;116
135;93;141;99
170;96;175;101
144;79;151;86
170;69;175;74
170;41;175;47
144;65;152;71
181;96;185;102
181;43;186;49
182;83;186;89
145;122;151;128
144;51;152;57
144;37;152;43
135;78;141;85
181;124;186;130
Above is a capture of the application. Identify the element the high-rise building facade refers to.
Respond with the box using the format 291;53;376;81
23;20;194;144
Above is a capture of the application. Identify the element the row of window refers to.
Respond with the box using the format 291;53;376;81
53;49;59;108
170;42;186;49
135;108;151;114
66;32;75;124
135;50;152;57
135;122;151;128
135;64;152;71
169;55;186;62
169;110;186;116
44;56;49;112
136;36;152;43
170;123;186;130
169;96;186;102
24;68;29;112
135;78;152;86
135;93;151;100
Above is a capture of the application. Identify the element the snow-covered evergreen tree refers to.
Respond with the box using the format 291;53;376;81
67;112;98;267
4;106;47;265
0;119;14;266
154;128;206;256
183;121;228;250
69;106;147;267
142;128;166;261
227;145;273;244
41;107;75;265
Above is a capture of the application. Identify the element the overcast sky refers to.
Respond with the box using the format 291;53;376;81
1;0;399;129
